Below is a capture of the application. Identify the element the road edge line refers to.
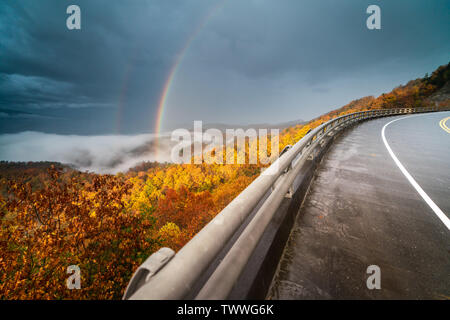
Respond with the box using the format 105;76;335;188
381;115;450;231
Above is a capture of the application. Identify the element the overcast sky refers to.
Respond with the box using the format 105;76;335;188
0;0;449;135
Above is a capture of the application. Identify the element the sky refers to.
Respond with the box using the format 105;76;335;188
0;0;449;136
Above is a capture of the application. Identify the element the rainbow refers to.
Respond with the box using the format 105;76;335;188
154;1;227;139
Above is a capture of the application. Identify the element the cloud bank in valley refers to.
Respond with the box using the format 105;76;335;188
0;132;175;173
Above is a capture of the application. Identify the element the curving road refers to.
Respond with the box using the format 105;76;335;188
268;111;450;299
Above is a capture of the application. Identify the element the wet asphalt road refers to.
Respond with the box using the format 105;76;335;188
268;111;450;299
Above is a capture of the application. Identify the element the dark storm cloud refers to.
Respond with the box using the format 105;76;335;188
194;0;449;80
0;0;218;133
163;0;450;126
0;0;449;134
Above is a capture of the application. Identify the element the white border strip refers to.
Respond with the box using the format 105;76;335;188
381;115;450;230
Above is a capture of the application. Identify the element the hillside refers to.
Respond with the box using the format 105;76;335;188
1;62;449;299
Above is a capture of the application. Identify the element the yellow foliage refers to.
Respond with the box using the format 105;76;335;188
158;222;181;239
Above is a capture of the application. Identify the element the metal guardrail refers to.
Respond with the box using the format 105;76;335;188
124;106;447;300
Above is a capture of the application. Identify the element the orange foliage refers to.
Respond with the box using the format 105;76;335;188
1;168;159;299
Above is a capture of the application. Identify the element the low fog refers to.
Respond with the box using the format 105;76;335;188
0;132;176;173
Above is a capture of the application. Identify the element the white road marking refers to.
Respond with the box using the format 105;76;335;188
381;115;450;231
